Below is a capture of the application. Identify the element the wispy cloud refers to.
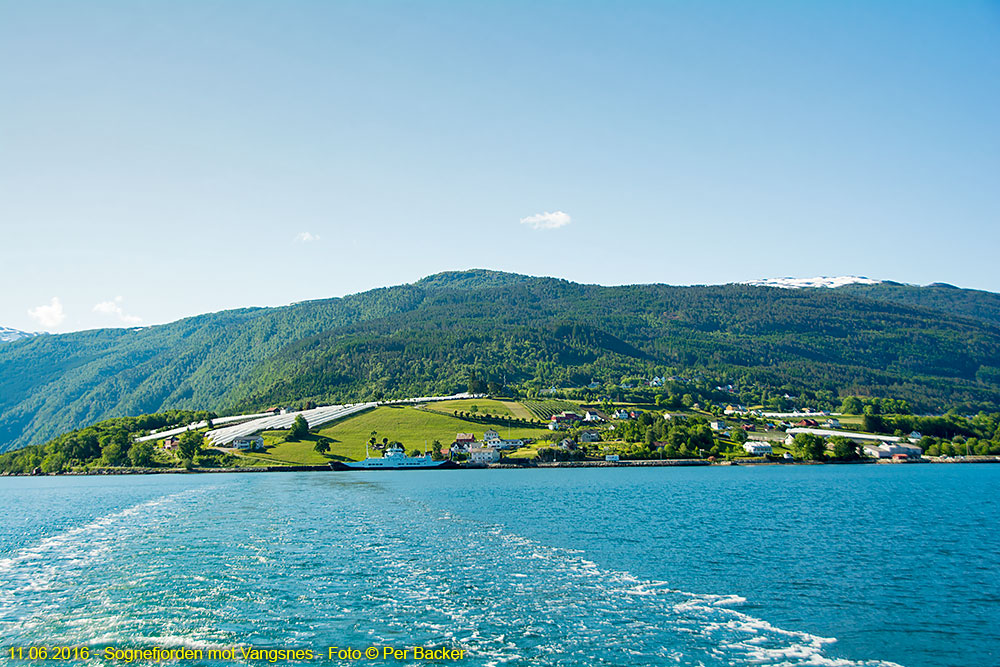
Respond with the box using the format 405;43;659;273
28;297;66;329
93;296;142;325
295;231;321;243
520;210;571;230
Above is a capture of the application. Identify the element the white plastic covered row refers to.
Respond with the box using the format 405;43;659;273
205;403;377;446
134;412;277;443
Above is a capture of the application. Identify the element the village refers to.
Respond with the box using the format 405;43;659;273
32;383;992;477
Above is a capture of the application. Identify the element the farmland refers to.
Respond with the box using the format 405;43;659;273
422;398;520;418
522;399;582;420
243;405;553;464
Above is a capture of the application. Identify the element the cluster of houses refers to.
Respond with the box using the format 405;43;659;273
450;429;526;465
708;417;927;460
547;409;604;430
783;427;924;459
451;421;606;465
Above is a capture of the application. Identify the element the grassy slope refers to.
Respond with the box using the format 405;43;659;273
500;400;534;420
422;398;519;417
248;405;553;464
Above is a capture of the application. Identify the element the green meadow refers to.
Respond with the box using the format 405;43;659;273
422;398;520;418
241;405;553;464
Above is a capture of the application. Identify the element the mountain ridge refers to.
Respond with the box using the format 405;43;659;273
0;326;44;344
1;269;999;452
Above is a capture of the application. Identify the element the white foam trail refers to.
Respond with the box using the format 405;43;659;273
0;488;212;638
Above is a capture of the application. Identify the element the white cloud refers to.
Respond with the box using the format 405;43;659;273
295;231;321;243
27;297;66;329
93;296;142;325
519;210;571;230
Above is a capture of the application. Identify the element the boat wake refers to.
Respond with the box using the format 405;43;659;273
0;477;906;666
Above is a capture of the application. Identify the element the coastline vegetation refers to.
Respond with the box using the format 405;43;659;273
2;388;999;475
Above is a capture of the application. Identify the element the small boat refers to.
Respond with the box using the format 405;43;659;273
331;444;457;470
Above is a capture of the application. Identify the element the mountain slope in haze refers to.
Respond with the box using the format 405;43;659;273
2;270;999;452
835;282;1000;327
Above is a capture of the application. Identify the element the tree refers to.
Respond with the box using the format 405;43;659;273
793;433;826;461
829;436;859;460
100;430;131;466
287;415;309;441
313;439;330;454
431;440;443;461
732;428;748;445
41;451;68;473
839;396;864;414
128;441;155;467
178;431;203;461
862;412;887;434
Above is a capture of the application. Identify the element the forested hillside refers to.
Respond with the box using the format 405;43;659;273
2;270;999;452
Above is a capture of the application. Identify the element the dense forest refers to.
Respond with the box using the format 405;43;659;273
0;410;222;474
2;270;1000;452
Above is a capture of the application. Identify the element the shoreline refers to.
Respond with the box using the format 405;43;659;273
2;456;997;477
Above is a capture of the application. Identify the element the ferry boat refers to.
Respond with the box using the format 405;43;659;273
331;444;457;470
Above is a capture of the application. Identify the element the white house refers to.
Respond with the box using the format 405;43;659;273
863;442;923;459
485;437;523;450
743;441;772;455
709;420;726;431
580;431;601;443
826;418;841;428
483;429;499;441
583;410;603;422
233;435;264;451
468;447;501;465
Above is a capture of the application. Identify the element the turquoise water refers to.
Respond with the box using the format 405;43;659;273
1;465;997;666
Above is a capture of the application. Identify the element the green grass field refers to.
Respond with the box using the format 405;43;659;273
499;400;534;420
423;398;518;417
239;405;554;464
239;432;336;466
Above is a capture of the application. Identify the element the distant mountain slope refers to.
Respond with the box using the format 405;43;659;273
0;326;43;343
1;270;999;452
835;282;1000;327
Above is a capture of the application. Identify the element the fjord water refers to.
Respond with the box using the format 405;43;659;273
1;466;996;667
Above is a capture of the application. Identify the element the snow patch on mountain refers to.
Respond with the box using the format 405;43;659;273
0;326;44;343
741;276;882;289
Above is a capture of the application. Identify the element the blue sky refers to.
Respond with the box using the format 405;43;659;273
2;1;998;332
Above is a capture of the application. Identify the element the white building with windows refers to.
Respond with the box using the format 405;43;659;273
863;442;923;459
743;441;772;455
233;435;264;451
484;437;524;450
468;447;501;465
